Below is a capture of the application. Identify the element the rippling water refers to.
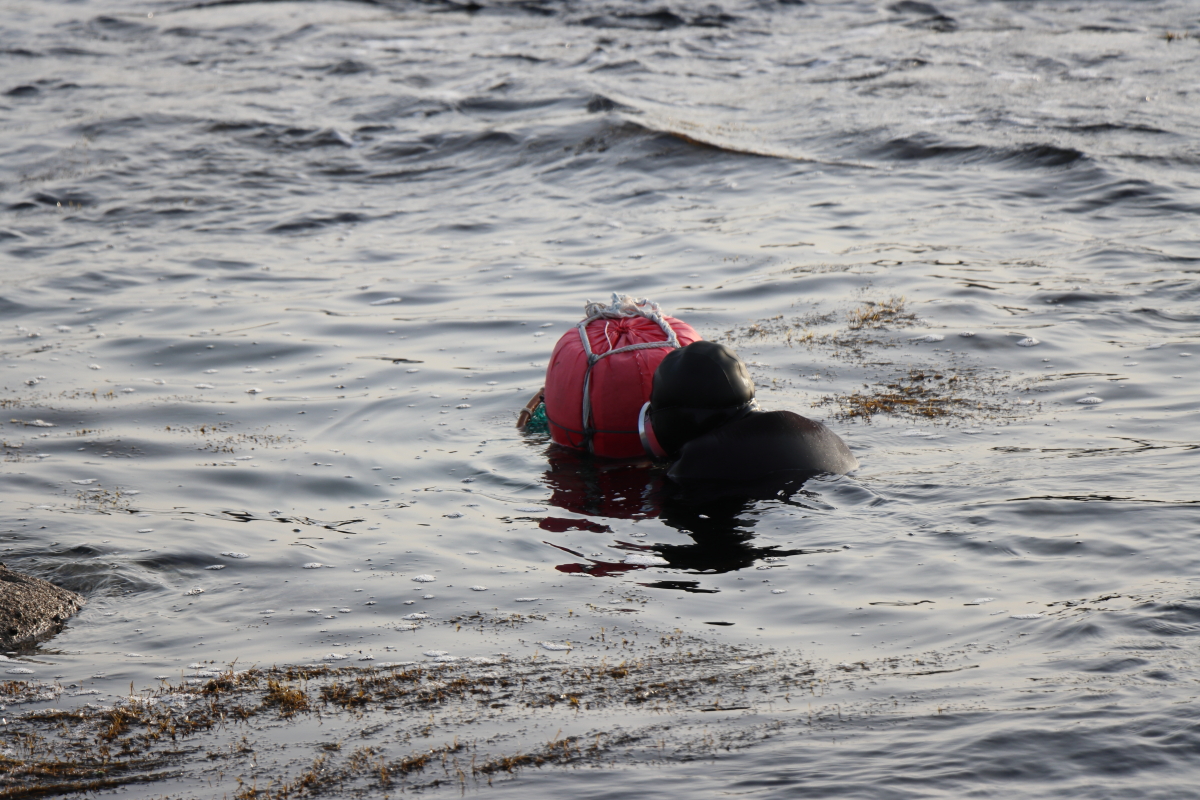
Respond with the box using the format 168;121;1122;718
3;0;1200;795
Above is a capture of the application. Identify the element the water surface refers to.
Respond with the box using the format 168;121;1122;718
3;0;1200;795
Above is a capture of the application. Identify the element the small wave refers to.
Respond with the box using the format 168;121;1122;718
326;59;372;76
269;212;368;233
578;9;735;31
870;134;1085;170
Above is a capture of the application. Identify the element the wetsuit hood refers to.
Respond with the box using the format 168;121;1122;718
647;341;755;457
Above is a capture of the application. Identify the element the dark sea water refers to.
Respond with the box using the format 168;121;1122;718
3;0;1200;795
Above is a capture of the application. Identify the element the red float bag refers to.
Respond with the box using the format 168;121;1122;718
544;294;700;458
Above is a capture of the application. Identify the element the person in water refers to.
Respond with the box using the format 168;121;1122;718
638;341;858;483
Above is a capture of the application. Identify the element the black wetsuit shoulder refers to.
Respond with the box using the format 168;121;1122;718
665;410;858;484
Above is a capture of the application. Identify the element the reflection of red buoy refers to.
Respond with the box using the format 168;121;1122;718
542;447;664;520
544;540;648;577
538;517;612;534
544;295;699;458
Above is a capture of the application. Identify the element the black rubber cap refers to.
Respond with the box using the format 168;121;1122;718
649;342;755;456
651;341;754;411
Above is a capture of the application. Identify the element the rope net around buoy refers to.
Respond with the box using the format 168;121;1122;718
542;293;700;458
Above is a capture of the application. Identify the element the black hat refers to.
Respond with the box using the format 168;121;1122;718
649;341;755;456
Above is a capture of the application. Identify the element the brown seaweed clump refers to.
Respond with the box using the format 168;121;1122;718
0;564;85;650
845;297;916;331
721;298;916;358
817;369;1021;422
0;616;984;800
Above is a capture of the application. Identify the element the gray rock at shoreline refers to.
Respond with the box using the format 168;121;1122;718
0;563;85;650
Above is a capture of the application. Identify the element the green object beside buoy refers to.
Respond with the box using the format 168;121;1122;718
526;402;549;434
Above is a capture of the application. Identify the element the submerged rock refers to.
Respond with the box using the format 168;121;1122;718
0;563;85;649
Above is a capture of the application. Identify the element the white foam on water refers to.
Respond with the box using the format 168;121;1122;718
1146;342;1164;350
444;512;464;518
470;585;487;591
515;597;539;602
1016;337;1040;347
71;479;96;485
303;562;323;569
514;506;547;512
538;642;572;651
412;574;436;582
205;565;226;570
771;589;787;594
964;597;995;605
323;653;348;661
403;613;429;620
195;383;215;389
1010;613;1044;620
623;553;668;566
423;650;449;657
6;668;34;674
221;552;249;558
1077;396;1104;404
369;297;403;305
959;331;975;337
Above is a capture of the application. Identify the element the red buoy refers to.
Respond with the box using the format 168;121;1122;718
544;295;700;458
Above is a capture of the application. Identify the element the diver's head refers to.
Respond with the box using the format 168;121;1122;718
639;341;755;458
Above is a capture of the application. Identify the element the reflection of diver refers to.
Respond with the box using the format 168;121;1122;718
538;448;837;584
